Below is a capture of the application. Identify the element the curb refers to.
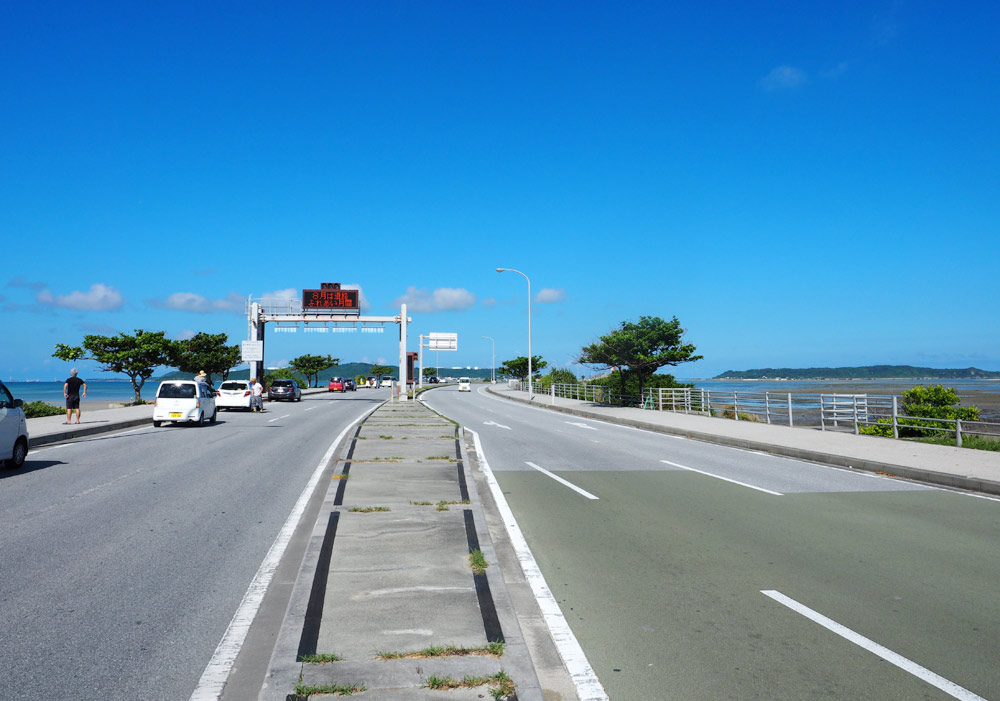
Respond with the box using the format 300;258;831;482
486;388;1000;498
29;416;153;448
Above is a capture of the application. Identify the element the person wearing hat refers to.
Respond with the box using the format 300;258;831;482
63;368;87;424
195;371;214;391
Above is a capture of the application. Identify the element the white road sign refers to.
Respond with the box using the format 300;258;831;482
241;340;264;362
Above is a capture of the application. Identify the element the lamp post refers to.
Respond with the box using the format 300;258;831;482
496;267;532;398
481;336;495;383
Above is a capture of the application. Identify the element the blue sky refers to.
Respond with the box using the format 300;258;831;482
3;1;998;381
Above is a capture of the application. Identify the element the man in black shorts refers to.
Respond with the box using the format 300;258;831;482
63;368;87;424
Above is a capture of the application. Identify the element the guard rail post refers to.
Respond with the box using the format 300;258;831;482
733;391;739;421
787;393;793;427
820;395;826;431
892;397;899;439
956;419;963;448
765;392;772;425
852;396;859;435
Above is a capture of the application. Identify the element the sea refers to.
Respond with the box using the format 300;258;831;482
4;380;160;404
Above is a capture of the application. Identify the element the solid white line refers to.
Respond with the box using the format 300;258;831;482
189;404;378;700
468;430;608;701
761;590;986;700
267;414;290;423
525;461;599;500
660;460;783;496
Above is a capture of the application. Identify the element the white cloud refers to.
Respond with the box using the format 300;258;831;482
759;65;808;90
392;286;476;313
259;288;299;300
37;283;124;311
535;288;566;304
174;329;197;340
148;291;244;313
821;61;848;79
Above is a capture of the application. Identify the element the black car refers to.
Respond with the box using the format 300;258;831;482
426;376;440;384
344;378;357;391
268;379;302;402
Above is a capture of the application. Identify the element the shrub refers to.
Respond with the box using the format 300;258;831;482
23;401;66;418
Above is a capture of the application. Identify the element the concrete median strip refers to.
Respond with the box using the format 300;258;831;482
259;400;543;700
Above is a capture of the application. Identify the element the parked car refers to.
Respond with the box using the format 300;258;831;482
344;378;357;391
328;377;345;392
153;380;218;427
380;377;396;388
426;376;440;384
0;380;29;469
364;376;377;388
269;378;302;402
216;380;252;410
458;377;471;392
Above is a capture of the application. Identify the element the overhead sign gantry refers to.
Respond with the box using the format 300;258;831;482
245;283;413;400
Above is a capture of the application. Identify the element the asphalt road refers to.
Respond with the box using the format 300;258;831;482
0;389;384;700
424;385;1000;701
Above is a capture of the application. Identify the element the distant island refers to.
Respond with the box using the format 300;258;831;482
714;365;1000;380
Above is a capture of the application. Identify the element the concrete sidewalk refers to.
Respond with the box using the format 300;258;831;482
488;386;1000;496
260;399;544;700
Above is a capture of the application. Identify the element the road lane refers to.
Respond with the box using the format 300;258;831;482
425;385;1000;700
0;391;383;700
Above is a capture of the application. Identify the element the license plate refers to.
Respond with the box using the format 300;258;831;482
170;412;182;418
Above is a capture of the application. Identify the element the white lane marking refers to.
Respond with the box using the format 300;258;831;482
304;406;316;412
566;421;597;430
468;430;608;700
190;403;380;700
483;420;511;430
267;414;290;423
761;590;986;701
660;459;783;496
525;461;599;500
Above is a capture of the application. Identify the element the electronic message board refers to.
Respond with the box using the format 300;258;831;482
302;286;359;312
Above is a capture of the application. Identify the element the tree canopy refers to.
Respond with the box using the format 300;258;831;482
370;364;394;381
578;316;702;397
53;329;174;402
290;354;339;387
499;355;547;381
169;332;242;383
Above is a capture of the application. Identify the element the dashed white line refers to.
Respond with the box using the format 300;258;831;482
660;459;783;496
525;462;599;500
762;590;986;700
468;430;608;701
267;414;290;423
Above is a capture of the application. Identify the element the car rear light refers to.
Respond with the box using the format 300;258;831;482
243;391;250;397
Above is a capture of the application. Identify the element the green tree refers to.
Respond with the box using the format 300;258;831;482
578;316;702;398
53;329;174;403
422;367;439;377
263;368;309;390
370;364;394;384
499;356;547;381
290;354;339;387
169;332;242;383
536;368;578;390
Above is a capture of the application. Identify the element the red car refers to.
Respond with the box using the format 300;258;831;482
328;377;346;392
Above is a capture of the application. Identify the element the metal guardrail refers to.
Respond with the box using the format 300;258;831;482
515;382;1000;447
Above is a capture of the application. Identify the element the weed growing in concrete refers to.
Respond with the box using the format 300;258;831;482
423;671;514;699
300;652;343;663
293;680;365;696
377;642;503;659
409;500;433;506
469;549;488;574
436;499;471;511
348;506;390;513
378;435;393;439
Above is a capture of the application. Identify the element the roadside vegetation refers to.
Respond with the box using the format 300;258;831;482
859;385;996;450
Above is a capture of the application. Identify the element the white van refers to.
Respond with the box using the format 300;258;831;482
0;380;29;469
458;377;471;392
153;380;217;427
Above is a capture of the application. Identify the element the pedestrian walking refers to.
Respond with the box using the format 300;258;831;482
63;368;87;424
251;377;264;412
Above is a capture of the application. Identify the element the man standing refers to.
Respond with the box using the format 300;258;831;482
250;377;264;413
63;368;87;424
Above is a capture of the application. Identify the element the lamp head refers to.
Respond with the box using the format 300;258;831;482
496;268;506;273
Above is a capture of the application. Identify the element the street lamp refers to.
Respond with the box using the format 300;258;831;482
481;336;495;383
495;267;532;397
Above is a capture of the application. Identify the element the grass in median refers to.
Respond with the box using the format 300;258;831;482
469;549;488;574
376;641;504;659
436;499;471;511
293;681;365;697
424;670;515;699
300;652;343;663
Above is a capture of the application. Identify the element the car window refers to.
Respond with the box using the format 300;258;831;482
273;380;292;387
0;384;12;408
220;381;245;391
158;383;196;399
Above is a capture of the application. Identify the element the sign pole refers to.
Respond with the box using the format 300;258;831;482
399;304;408;402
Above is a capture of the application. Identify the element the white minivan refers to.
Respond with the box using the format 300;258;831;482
153;380;217;427
0;380;29;469
458;377;471;392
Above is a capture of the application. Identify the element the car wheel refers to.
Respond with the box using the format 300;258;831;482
153;420;162;428
210;408;218;423
6;438;27;469
196;411;205;426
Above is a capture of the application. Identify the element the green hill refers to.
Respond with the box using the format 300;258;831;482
714;365;1000;380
